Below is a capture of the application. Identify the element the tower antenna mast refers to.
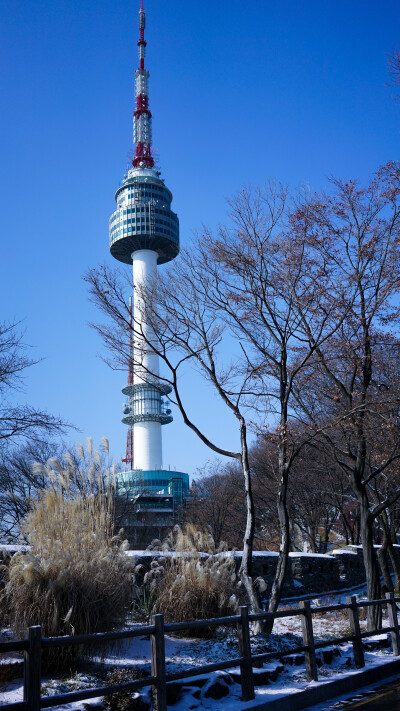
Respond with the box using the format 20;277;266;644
133;0;154;169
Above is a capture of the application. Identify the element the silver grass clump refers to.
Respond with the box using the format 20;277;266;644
5;439;131;672
132;524;242;637
255;576;267;593
31;461;45;477
31;439;118;507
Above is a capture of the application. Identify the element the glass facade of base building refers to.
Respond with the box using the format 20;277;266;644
115;470;189;547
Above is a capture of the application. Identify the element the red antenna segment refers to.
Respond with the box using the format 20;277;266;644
133;0;154;168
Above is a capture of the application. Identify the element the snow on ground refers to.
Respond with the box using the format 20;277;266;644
0;596;397;710
0;545;28;554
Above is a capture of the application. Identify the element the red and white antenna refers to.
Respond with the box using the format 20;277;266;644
133;0;154;169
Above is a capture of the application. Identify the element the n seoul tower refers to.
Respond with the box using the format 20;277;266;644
109;0;186;506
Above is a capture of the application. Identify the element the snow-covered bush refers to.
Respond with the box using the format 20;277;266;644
5;439;132;670
138;524;239;637
103;668;140;711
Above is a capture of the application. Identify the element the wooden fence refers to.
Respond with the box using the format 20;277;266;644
1;593;400;711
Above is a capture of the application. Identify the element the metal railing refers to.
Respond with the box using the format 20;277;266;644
1;592;400;711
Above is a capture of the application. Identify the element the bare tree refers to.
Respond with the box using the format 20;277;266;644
388;48;400;98
0;440;56;542
188;463;245;548
286;446;340;554
0;320;71;542
292;162;400;628
187;182;355;628
0;321;67;446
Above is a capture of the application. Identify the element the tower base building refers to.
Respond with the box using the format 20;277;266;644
115;469;189;548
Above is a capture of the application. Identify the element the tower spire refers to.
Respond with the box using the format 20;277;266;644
133;1;154;169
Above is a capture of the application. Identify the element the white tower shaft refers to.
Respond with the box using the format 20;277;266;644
132;249;162;471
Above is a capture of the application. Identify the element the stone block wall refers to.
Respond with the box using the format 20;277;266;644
330;549;364;587
235;551;341;597
289;553;341;593
4;542;400;599
126;545;400;598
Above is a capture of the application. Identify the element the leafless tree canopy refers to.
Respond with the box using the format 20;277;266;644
290;163;400;628
0;321;71;542
388;48;400;91
0;321;67;446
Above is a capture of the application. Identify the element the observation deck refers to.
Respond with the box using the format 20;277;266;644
122;382;173;426
109;167;179;265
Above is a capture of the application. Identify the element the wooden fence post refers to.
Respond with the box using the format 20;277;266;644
23;625;42;711
150;614;167;711
346;596;365;669
300;600;318;682
385;592;400;656
237;606;255;701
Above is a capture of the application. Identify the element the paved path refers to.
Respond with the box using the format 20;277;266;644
322;678;400;710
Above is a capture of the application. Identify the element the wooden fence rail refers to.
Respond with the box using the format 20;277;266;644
1;593;399;711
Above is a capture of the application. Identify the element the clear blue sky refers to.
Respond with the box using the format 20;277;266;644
0;0;399;478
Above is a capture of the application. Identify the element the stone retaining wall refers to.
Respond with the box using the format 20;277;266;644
3;543;400;598
127;547;360;598
330;549;364;588
127;544;400;597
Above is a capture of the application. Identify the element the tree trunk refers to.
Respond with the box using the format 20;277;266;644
266;376;291;634
310;525;318;553
238;419;265;630
266;466;290;633
358;493;382;630
354;511;361;545
380;514;400;592
387;537;400;592
340;512;350;545
377;525;394;593
321;518;332;554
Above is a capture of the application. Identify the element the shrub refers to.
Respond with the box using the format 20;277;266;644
5;439;132;671
130;583;158;623
103;668;149;711
136;524;239;637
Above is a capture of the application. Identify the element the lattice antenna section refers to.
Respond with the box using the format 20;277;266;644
133;0;154;168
